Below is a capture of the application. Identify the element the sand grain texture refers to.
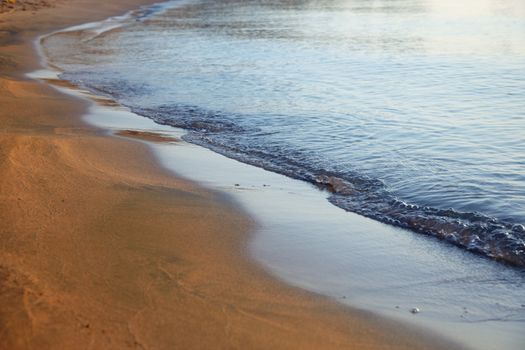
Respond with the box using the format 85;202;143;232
0;0;54;14
0;1;463;349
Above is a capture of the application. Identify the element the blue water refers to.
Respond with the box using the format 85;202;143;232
43;0;525;265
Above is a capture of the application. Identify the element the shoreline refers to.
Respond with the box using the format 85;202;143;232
60;67;525;350
0;1;472;349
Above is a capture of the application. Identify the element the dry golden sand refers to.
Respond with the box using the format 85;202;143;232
0;1;463;349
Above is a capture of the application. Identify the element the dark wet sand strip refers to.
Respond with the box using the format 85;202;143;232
116;129;180;143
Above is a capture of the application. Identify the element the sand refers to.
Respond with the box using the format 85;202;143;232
0;0;53;14
0;1;462;349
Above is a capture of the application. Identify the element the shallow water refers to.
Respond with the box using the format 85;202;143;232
41;0;525;264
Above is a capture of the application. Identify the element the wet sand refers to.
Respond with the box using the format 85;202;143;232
116;129;180;143
0;1;462;349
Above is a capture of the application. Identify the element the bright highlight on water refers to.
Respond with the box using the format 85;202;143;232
42;0;525;265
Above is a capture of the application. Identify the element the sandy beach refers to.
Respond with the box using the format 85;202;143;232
0;1;463;349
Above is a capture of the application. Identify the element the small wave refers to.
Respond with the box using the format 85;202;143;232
330;195;525;267
127;104;525;267
132;105;245;133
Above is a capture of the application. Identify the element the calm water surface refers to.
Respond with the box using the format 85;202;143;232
43;0;525;265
